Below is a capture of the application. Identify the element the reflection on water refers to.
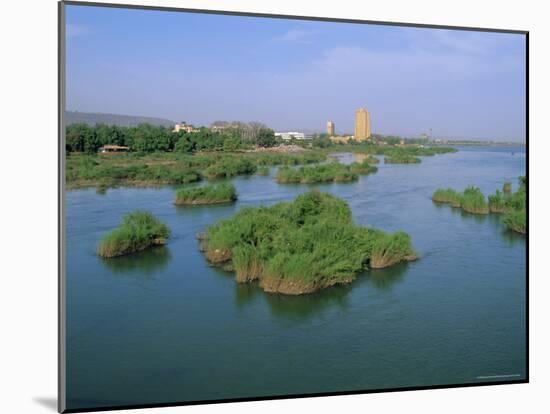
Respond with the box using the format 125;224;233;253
500;227;526;247
234;281;352;320
100;246;171;277
263;284;352;320
364;262;410;291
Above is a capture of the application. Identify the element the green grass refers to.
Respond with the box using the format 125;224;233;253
276;163;359;184
202;191;416;295
384;154;421;164
257;166;270;176
202;157;257;179
175;183;237;205
66;151;327;190
502;209;526;234
490;177;526;233
433;177;527;234
460;186;489;214
97;211;170;258
349;159;379;175
432;188;462;207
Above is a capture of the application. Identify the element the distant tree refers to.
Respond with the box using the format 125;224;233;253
174;133;195;153
256;128;276;147
312;136;332;148
223;136;241;152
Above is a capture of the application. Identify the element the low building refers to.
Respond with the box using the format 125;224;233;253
275;131;309;140
173;122;198;133
329;135;353;144
98;145;129;153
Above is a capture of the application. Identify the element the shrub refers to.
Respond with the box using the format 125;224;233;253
502;209;526;234
97;211;170;258
276;163;360;184
460;186;489;214
175;183;237;205
432;188;462;207
202;191;416;295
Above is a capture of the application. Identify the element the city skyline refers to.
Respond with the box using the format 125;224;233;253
66;5;527;141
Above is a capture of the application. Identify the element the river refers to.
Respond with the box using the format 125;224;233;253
65;146;526;410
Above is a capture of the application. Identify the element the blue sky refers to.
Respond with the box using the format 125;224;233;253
66;5;526;141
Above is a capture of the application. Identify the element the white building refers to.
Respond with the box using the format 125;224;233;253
173;122;198;133
275;131;309;140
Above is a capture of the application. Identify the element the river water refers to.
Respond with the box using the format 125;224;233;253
65;146;526;410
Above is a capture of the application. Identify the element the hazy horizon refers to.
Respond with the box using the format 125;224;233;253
66;5;527;142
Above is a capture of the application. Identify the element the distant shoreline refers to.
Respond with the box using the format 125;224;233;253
432;141;525;147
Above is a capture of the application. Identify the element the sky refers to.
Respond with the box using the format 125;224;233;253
65;5;526;141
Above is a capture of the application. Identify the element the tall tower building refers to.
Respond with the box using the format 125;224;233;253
354;108;371;141
327;120;335;136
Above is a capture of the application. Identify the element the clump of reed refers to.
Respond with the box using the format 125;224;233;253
201;191;416;295
490;177;526;234
97;211;170;258
349;159;379;175
203;157;257;179
370;231;417;268
276;163;359;184
175;183;237;205
433;176;527;234
384;154;421;164
256;166;270;176
432;188;462;207
502;209;526;234
460;186;489;214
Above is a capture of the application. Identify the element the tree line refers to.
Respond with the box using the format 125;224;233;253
65;122;277;154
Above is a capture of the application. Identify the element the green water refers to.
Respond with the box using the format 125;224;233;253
65;146;526;410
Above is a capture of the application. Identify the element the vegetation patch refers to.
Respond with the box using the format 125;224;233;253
432;186;488;214
202;156;257;179
433;177;526;234
432;188;462;207
276;163;360;184
66;151;328;190
175;183;237;205
460;186;489;214
349;159;379;175
490;177;526;234
201;191;416;295
256;166;270;176
384;154;421;164
97;211;170;258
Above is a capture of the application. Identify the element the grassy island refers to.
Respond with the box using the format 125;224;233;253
460;187;489;214
432;186;488;214
175;183;237;205
349;159;379;175
97;211;170;258
433;177;526;234
431;188;462;207
257;166;270;176
384;154;421;164
201;191;417;295
489;177;526;234
276;164;358;184
66;151;328;190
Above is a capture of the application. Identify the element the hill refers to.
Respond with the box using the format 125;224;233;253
66;111;175;127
